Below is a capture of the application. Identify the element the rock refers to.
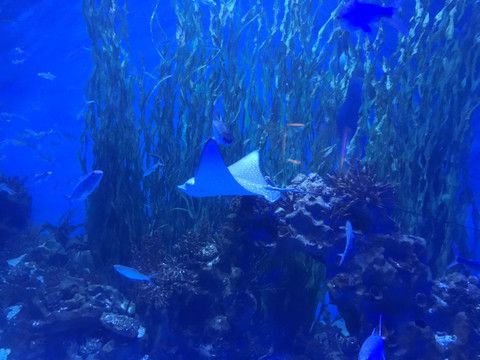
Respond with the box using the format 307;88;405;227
28;238;67;266
29;277;130;335
100;313;145;339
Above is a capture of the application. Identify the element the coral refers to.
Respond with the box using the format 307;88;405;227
271;173;436;357
0;231;143;360
100;313;145;339
426;272;480;359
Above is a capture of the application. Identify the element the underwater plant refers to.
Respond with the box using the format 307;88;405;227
82;0;145;265
349;0;480;272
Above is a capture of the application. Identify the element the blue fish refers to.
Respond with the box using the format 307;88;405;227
68;170;103;201
448;243;480;271
359;315;385;360
339;220;355;266
212;117;234;146
339;0;398;33
33;171;53;183
0;183;15;196
143;161;164;178
113;265;154;282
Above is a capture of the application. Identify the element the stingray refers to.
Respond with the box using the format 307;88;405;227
178;138;285;202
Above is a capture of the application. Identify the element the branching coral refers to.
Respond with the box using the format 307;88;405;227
327;165;397;233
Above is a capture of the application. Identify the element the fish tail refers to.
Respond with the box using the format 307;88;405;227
384;4;407;34
447;242;460;269
379;314;383;337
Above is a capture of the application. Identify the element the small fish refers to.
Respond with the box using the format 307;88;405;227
143;161;164;178
286;159;301;165
339;0;399;33
448;243;480;271
37;72;56;80
22;128;56;140
6;254;26;267
33;171;53;183
113;264;154;282
339;220;355;266
358;315;385;360
0;139;26;149
0;112;26;123
286;123;305;127
212;117;234;146
0;183;15;196
68;170;103;201
11;47;26;65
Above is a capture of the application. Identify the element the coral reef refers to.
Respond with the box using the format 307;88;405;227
0;230;146;359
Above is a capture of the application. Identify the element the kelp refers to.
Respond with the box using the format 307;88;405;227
81;0;480;273
139;0;357;237
82;0;145;265
349;0;480;272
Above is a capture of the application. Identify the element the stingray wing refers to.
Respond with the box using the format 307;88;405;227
192;139;253;197
228;150;281;202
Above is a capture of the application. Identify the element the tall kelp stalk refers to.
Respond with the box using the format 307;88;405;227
350;0;480;272
141;0;359;237
82;0;145;265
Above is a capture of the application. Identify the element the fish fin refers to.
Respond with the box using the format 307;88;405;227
309;320;316;334
361;24;372;33
447;260;458;270
338;253;344;266
384;14;407;35
379;314;383;337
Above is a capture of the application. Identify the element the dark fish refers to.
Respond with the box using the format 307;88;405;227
68;170;103;201
212;117;234;146
449;243;480;271
339;0;397;33
359;315;384;360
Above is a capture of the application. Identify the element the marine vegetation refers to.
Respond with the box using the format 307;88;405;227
0;0;479;359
